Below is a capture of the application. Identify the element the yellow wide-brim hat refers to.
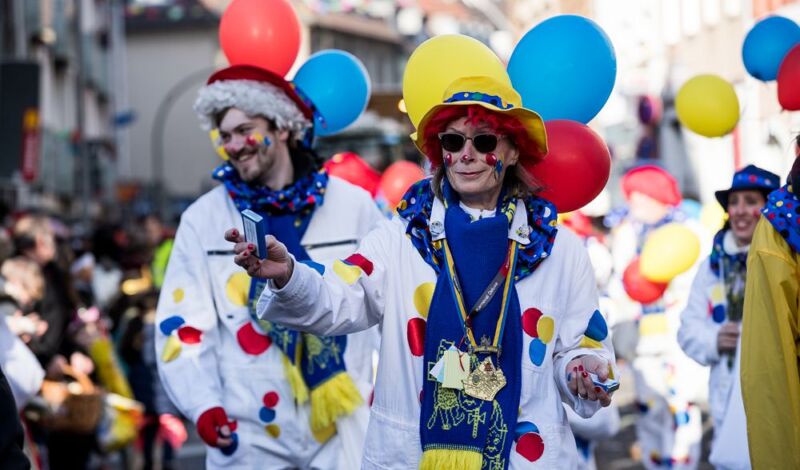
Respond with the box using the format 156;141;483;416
413;75;548;161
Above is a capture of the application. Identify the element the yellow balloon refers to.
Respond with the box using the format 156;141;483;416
402;35;512;128
640;223;701;282
676;74;740;137
700;202;726;232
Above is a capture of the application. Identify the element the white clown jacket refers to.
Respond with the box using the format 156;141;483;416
155;177;383;469
257;195;617;469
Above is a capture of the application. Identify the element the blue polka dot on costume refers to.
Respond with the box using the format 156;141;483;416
299;259;325;276
259;407;276;423
712;305;726;323
584;310;608;341
675;411;690;426
159;316;185;336
529;338;546;366
515;421;540;439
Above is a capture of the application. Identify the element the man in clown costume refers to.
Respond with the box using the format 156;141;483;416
154;64;382;469
606;165;705;470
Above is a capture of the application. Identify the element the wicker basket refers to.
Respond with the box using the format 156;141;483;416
41;365;104;434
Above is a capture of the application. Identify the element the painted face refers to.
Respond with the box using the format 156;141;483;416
441;116;518;207
727;189;766;246
217;108;283;184
628;191;671;224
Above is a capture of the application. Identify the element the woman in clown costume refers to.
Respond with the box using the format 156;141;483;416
678;165;778;469
606;165;706;470
741;138;800;470
155;65;382;469
229;74;617;470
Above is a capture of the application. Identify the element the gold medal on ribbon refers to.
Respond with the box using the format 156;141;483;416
463;356;507;401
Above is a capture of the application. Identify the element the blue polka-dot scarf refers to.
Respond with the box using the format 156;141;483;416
708;229;748;323
212;161;328;214
762;184;800;253
397;178;558;283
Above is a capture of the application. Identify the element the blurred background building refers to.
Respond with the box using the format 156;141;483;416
1;0;799;221
0;0;125;222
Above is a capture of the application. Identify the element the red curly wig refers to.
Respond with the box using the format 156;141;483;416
421;105;545;168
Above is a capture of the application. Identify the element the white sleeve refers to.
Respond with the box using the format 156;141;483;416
154;220;224;423
0;319;44;410
678;258;720;366
552;239;617;418
565;402;621;440
257;220;396;337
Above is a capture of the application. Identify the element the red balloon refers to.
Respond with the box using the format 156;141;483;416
219;0;301;76
778;44;800;111
324;152;382;196
523;120;611;213
379;161;425;209
623;257;668;304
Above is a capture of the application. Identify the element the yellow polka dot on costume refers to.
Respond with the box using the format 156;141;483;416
332;260;361;285
225;272;251;307
777;200;784;207
579;336;603;349
172;288;184;304
537;316;555;343
161;335;182;363
710;284;725;304
398;200;408;211
265;424;281;438
413;282;435;318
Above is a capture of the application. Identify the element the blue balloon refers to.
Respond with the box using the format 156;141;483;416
293;50;371;136
742;16;800;81
508;15;616;123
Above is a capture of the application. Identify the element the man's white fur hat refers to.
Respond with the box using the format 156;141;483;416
193;65;313;140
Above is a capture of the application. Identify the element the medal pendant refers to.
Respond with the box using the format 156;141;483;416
463;356;506;401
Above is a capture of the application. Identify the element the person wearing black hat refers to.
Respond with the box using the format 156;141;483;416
154;65;382;469
678;164;779;469
741;136;800;469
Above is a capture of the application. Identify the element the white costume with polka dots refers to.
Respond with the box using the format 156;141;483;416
256;195;617;469
678;231;750;468
155;177;382;469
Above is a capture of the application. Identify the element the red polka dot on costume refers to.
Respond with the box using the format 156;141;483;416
236;323;272;355
344;253;374;276
262;391;279;409
406;318;426;357
522;308;543;337
177;326;202;344
516;432;545;462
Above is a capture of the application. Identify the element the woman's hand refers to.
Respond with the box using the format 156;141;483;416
717;322;740;354
224;228;294;288
566;355;613;407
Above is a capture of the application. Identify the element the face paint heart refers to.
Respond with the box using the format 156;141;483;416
485;153;498;167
